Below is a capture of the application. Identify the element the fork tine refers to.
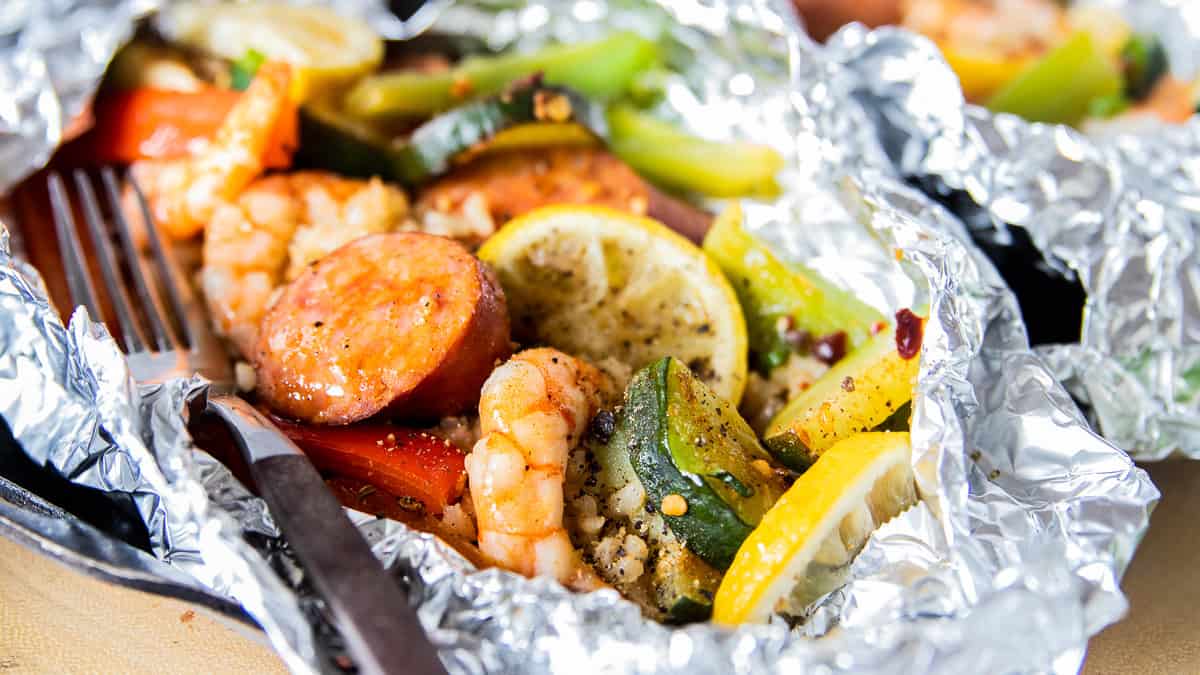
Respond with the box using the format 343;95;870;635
72;170;148;353
98;167;176;351
113;167;195;349
47;172;103;320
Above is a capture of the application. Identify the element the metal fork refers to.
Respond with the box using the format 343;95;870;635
47;168;446;675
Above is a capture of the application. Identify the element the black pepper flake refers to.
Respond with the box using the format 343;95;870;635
841;376;855;392
396;495;426;514
313;321;324;328
588;410;616;444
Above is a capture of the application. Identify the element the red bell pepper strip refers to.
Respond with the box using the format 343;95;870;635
270;416;467;515
82;87;298;168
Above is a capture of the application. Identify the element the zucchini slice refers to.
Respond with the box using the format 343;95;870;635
764;315;923;471
392;80;601;184
576;402;722;622
294;80;600;185
618;357;788;570
702;205;883;372
293;100;398;180
652;541;723;623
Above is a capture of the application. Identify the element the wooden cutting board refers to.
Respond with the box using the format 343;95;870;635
0;460;1193;673
0;535;285;674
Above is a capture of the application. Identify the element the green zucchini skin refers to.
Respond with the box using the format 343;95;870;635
295;81;599;185
653;543;722;623
764;319;921;472
293;104;397;180
619;357;786;571
392;81;600;184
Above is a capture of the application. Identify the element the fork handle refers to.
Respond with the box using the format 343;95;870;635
205;395;447;675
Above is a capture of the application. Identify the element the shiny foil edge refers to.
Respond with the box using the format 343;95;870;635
0;0;1159;673
818;1;1200;459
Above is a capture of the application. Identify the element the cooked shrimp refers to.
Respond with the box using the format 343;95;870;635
129;61;295;239
466;348;613;591
201;172;410;356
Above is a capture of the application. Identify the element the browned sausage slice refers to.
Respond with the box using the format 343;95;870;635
254;232;511;424
416;146;714;243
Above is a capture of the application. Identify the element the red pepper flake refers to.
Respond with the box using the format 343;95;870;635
872;320;888;335
812;331;847;365
895;308;923;360
451;76;473;98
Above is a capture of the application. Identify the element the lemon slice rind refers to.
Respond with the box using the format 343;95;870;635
712;431;917;625
477;205;748;403
161;3;383;101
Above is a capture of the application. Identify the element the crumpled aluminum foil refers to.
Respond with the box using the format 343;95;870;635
815;1;1200;459
0;0;1158;674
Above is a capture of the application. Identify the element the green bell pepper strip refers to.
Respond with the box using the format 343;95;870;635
606;104;783;198
344;31;658;118
986;31;1122;126
702;205;883;372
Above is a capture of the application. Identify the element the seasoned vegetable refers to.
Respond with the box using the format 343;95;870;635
985;31;1122;125
254;232;512;424
614;357;789;570
392;81;600;184
477;205;749;403
1087;92;1130;119
651;543;725;622
713;432;917;625
764;312;923;471
160;2;383;101
295;80;600;185
292;100;398;180
81;87;297;167
702;205;883;371
581;408;725;622
1121;34;1169;101
271;417;466;515
606;105;784;198
578;357;785;620
940;48;1035;102
345;32;658;118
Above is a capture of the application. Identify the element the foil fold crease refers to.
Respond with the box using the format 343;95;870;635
818;1;1200;459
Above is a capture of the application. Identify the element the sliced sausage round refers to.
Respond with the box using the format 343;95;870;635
254;232;511;424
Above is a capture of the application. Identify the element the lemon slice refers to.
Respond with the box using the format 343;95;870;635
160;3;383;101
477;205;748;403
712;431;917;625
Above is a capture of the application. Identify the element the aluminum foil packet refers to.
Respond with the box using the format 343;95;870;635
814;0;1200;460
0;0;1158;673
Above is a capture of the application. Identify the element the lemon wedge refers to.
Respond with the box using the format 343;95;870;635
477;205;748;403
160;2;383;102
712;431;917;625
